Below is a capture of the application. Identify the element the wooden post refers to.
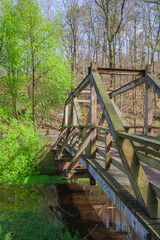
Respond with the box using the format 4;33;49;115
73;103;77;126
65;104;68;126
66;103;73;137
105;133;111;169
90;62;97;158
145;65;153;135
90;176;96;185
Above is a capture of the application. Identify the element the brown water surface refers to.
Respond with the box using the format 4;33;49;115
57;179;140;240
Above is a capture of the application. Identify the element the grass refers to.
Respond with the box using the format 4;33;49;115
0;208;80;240
1;175;67;186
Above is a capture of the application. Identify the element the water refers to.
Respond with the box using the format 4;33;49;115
0;181;140;240
57;179;140;240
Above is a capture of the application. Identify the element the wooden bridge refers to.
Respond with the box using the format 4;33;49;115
53;63;160;240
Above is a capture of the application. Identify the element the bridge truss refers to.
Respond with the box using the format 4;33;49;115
53;62;160;238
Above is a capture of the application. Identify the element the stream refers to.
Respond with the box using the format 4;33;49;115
0;179;140;240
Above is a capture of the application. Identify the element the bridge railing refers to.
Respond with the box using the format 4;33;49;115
54;62;160;218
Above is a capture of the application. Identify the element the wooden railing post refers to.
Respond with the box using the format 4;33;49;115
64;104;68;126
105;133;111;169
145;65;153;135
90;62;97;158
73;100;78;126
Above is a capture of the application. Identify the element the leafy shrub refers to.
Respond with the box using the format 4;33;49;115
0;116;49;182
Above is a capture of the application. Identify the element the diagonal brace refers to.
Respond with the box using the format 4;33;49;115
62;128;95;179
56;128;77;160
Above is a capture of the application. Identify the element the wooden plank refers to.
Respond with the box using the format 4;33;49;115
62;128;94;179
56;128;77;159
92;71;160;218
117;132;160;149
97;68;145;76
105;133;111;169
136;151;160;171
65;75;90;104
109;77;145;98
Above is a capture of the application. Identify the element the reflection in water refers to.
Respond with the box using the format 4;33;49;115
72;179;140;240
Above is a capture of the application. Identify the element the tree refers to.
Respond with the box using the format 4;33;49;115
0;0;25;119
0;0;72;122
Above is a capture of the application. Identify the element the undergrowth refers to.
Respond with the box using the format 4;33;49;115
0;208;80;240
0;114;50;182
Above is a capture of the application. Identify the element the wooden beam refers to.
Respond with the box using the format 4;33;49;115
92;125;110;133
73;97;83;125
109;77;145;98
117;132;160;149
82;110;91;156
81;90;90;94
96;147;105;158
145;147;160;158
62;128;95;179
65;75;90;104
90;76;97;158
98;113;105;126
77;99;90;103
56;128;77;159
52;128;67;150
64;104;69;126
97;134;106;143
146;74;160;98
136;151;160;171
105;133;111;169
111;158;126;174
145;82;153;135
151;183;160;199
92;71;160;218
73;104;78;126
66;103;73;137
111;100;128;127
97;67;145;77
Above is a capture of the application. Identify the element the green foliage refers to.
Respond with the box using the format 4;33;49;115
0;208;80;240
4;175;66;185
0;0;72;122
0;114;49;182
